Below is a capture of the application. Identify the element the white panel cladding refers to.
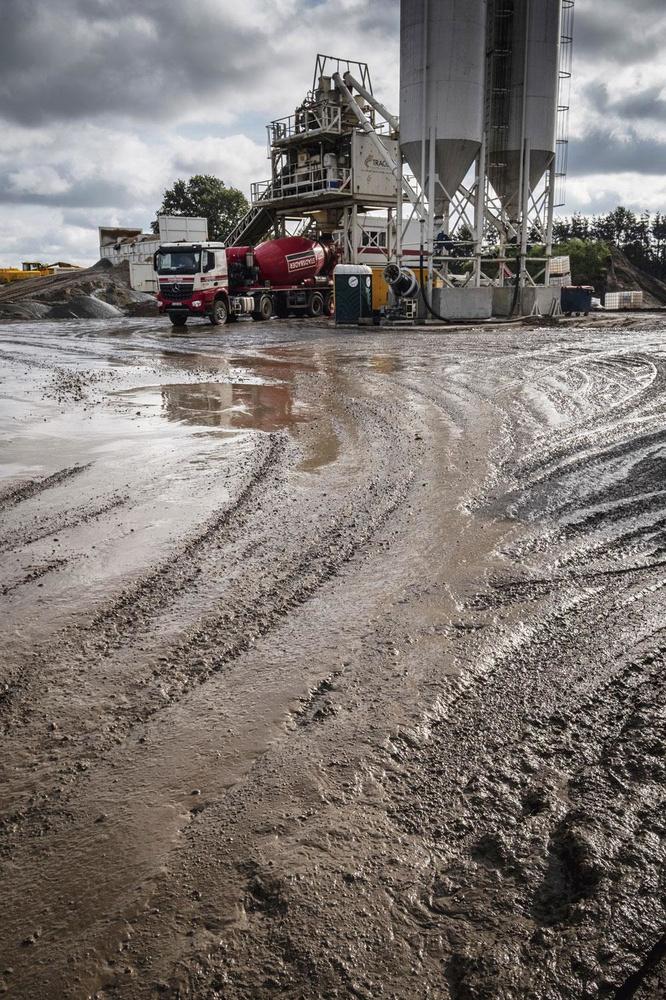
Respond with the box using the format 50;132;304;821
351;134;400;202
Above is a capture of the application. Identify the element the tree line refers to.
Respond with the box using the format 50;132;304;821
552;207;666;284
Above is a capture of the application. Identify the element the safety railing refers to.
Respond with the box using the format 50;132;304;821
251;168;352;204
268;105;342;144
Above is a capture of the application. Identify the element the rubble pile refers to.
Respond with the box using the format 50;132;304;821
0;260;157;320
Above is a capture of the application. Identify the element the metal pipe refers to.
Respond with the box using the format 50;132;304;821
332;72;374;134
474;132;487;288
420;0;429;306
351;204;358;265
342;71;399;133
516;1;531;226
396;155;403;266
427;124;436;304
420;0;428;219
544;158;556;285
519;138;531;288
332;71;420;212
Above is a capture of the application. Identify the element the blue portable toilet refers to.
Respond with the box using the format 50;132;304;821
334;264;373;325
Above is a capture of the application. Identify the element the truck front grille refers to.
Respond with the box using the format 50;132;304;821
163;283;194;301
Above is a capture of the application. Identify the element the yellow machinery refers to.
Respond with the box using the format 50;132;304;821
0;262;55;284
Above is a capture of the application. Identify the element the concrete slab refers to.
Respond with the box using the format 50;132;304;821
430;287;494;321
493;286;561;317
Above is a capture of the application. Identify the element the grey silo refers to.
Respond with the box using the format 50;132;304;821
399;0;488;217
487;0;562;219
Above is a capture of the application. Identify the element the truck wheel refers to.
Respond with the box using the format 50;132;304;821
308;292;324;318
209;298;228;326
252;295;273;321
324;292;334;316
169;312;187;327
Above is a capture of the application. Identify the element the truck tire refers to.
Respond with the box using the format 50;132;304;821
307;292;324;318
169;312;187;327
324;291;334;316
252;295;273;321
209;297;228;326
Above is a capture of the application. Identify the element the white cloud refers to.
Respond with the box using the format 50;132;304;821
0;127;267;267
566;173;666;215
0;205;99;267
8;165;71;197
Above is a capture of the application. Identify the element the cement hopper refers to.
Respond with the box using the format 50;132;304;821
400;0;487;217
488;0;562;220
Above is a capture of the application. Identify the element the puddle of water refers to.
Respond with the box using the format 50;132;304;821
369;354;405;374
118;381;310;432
298;424;341;472
226;351;318;378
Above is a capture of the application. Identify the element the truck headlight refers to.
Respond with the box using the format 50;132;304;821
191;299;202;308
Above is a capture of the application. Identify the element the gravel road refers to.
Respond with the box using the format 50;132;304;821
1;314;665;999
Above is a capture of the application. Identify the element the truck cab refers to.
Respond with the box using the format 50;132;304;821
155;242;236;326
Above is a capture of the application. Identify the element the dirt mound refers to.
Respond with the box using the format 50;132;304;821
607;248;666;307
0;260;157;320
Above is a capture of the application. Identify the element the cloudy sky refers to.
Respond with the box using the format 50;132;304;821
1;0;665;267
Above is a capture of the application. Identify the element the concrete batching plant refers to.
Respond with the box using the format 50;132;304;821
227;55;401;269
235;1;574;321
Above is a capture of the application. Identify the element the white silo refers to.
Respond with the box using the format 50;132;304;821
399;0;488;217
488;0;562;219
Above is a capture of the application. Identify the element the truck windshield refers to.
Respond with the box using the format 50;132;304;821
155;249;201;274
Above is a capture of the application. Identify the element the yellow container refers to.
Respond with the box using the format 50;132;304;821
371;266;390;310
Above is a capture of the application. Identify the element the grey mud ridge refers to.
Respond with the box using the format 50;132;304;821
0;314;665;999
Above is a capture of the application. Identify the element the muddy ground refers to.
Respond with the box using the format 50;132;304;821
0;313;665;999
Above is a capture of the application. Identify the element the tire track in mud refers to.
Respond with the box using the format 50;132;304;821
0;463;91;511
86;433;286;636
0;435;283;710
363;341;666;997
1;558;68;596
0;494;128;554
509;353;664;485
0;387;419;845
186;339;666;1000
0;347;57;370
492;351;666;601
146;464;413;689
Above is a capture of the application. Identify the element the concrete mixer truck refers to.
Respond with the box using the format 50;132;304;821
154;235;337;326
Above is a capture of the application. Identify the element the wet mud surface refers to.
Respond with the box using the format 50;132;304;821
1;314;665;998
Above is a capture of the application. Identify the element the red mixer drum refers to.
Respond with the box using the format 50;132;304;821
225;245;252;268
253;236;332;286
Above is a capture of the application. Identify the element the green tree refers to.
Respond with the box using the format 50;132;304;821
152;174;249;242
652;212;666;266
554;238;610;289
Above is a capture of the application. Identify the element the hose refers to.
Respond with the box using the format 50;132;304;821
419;245;451;325
508;252;522;318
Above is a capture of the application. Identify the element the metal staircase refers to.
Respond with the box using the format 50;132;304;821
225;183;276;247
